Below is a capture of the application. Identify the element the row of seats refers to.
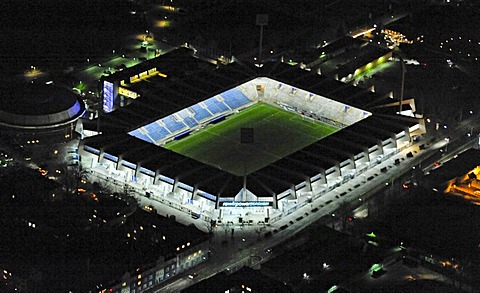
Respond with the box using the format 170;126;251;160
190;104;211;122
203;98;230;115
162;116;186;133
147;126;171;142
129;129;154;144
131;88;253;144
221;88;251;110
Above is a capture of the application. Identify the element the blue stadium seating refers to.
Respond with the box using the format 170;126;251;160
216;99;230;112
183;116;198;128
130;130;155;143
190;104;212;122
144;122;160;134
172;109;198;128
162;116;187;133
141;124;169;141
221;88;251;109
204;98;229;114
157;126;171;137
176;109;191;119
147;129;166;142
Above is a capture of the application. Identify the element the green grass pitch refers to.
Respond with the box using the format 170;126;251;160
164;102;340;176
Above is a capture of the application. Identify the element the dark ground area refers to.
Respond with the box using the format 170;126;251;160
0;164;207;292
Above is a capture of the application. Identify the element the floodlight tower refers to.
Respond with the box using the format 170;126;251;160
240;127;254;201
399;54;406;114
256;14;268;62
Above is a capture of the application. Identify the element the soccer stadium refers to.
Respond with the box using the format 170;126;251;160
80;47;424;225
129;78;366;176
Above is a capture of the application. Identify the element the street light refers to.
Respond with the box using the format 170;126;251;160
443;137;450;153
399;55;406;113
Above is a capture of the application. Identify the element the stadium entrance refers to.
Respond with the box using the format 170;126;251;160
218;201;272;225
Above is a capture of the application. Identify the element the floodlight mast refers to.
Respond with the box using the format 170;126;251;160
399;54;406;114
259;25;264;62
256;14;268;63
243;163;247;201
242;137;248;201
240;127;254;201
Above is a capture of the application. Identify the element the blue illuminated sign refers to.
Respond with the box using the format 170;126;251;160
197;191;216;201
121;160;136;170
103;81;114;113
83;145;100;155
103;153;118;163
220;201;272;207
177;181;194;192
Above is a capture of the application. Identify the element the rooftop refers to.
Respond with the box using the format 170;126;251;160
0;82;85;128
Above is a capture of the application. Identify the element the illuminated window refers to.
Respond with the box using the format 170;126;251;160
130;75;139;83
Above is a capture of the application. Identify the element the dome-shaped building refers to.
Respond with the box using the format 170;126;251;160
0;82;85;146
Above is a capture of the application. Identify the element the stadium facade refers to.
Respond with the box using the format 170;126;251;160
80;47;424;224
